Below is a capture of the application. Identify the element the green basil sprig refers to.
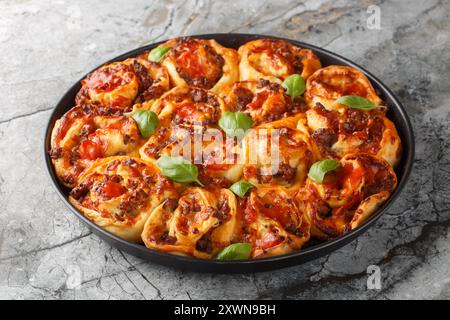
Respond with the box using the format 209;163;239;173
335;95;379;110
148;46;171;63
217;243;252;260
308;159;340;183
219;112;253;138
132;110;159;138
282;74;306;99
156;156;204;186
229;181;254;198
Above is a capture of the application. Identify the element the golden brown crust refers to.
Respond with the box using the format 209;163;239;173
238;38;321;83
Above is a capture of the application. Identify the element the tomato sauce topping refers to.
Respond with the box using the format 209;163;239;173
83;63;134;93
256;231;284;250
313;103;339;131
355;154;396;197
231;80;307;124
99;180;126;199
78;138;104;160
54;107;89;145
243;198;258;224
310;70;369;98
250;39;302;77
258;197;297;228
246;190;299;230
173;101;218;125
340;108;385;154
342;163;365;188
321;162;364;192
233;86;254;111
171;39;224;89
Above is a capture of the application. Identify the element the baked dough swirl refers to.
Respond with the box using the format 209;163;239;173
75;57;169;114
305;66;402;166
242;186;310;258
142;187;238;258
69;156;178;242
160;38;239;94
306;103;402;166
221;79;308;125
238;38;321;83
139;86;242;186
297;153;397;240
305;65;382;109
50;104;144;187
242;114;315;187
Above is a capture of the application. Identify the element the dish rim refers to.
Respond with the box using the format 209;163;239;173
43;33;415;273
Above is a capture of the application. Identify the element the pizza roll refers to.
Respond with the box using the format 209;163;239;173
242;186;310;258
297;153;397;240
139;86;242;186
197;131;244;186
142;188;238;258
49;105;144;187
69;156;178;242
139;86;225;163
242;114;315;187
306;103;402;166
142;126;243;187
76;57;169;113
145;86;226;125
221;79;307;125
305;65;382;109
160;38;239;94
238;38;321;83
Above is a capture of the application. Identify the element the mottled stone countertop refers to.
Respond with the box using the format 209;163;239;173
0;0;449;300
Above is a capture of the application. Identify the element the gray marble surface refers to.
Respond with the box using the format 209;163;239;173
0;0;449;300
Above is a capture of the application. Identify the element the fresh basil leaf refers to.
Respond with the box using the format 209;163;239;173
132;110;159;138
282;74;306;99
217;243;252;260
308;159;340;183
229;181;254;198
156;156;203;186
335;95;377;110
219;112;253;138
148;46;171;63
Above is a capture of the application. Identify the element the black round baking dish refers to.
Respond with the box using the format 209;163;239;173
44;33;414;273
